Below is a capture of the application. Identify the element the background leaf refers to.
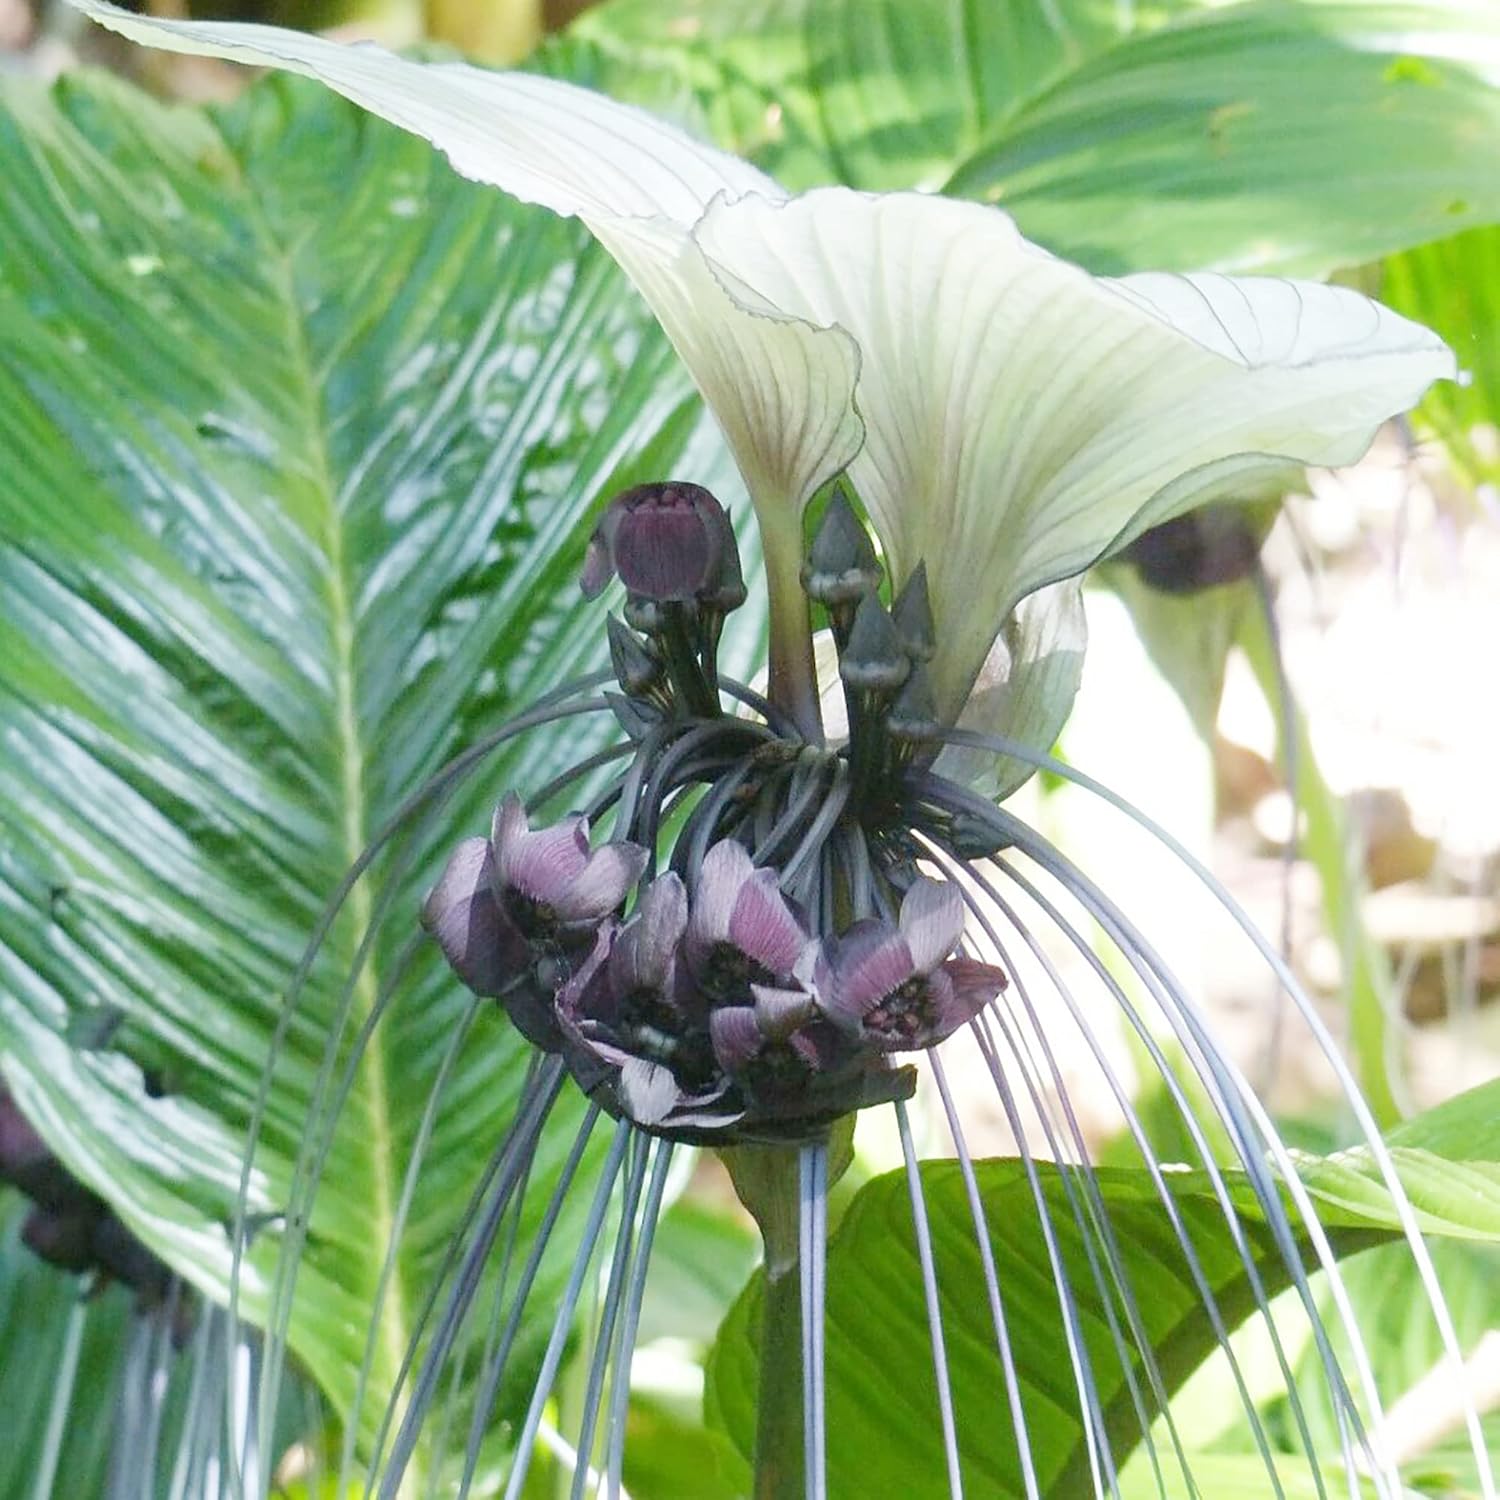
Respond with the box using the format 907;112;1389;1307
0;1190;314;1497
560;0;1500;275
706;1080;1500;1498
0;64;752;1458
1382;225;1500;488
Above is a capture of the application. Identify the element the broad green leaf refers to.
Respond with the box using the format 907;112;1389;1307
706;1080;1500;1497
0;1193;127;1498
0;1191;315;1495
1383;226;1500;487
0;66;751;1458
621;1397;752;1500
563;0;1500;275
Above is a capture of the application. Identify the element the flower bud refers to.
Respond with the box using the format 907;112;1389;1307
1121;505;1264;595
801;489;881;606
607;617;664;697
887;662;939;744
580;481;743;607
838;594;910;694
891;562;936;662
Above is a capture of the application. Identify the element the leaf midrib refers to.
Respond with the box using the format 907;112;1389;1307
213;117;412;1433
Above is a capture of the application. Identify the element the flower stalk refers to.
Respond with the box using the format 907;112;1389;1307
722;1141;807;1500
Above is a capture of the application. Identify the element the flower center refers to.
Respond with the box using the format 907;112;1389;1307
700;941;774;1002
742;1041;813;1099
618;988;717;1090
503;889;559;943
864;976;933;1044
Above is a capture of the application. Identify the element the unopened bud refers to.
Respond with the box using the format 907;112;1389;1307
891;563;936;662
887;662;939;743
1121;506;1263;595
607;617;664;697
801;489;881;605
948;813;1012;860
623;595;667;635
606;690;662;742
580;481;743;608
839;595;910;694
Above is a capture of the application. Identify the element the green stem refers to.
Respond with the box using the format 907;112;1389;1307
765;534;824;746
721;1143;806;1500
659;604;720;720
1238;596;1404;1128
754;1252;805;1500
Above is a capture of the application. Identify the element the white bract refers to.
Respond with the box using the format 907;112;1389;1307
76;0;1455;753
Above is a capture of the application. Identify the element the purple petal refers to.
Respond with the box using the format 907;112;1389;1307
618;1057;682;1127
610;873;688;994
751;983;816;1040
823;921;914;1026
785;1028;824;1070
612;492;715;601
504;817;595;905
687;839;753;964
942;956;1007;1023
561;840;649;922
579;526;615;599
899;878;965;973
421;838;527;997
555;922;614;1019
490;793;530;873
728;869;808;976
709;1006;762;1071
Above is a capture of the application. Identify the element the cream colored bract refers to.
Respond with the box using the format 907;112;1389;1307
75;0;1455;756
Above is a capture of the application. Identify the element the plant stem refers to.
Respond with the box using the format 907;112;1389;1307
754;1248;806;1500
721;1142;806;1500
764;534;824;746
1238;595;1404;1127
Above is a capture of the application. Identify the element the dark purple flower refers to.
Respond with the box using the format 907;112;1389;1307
708;983;824;1102
421;836;530;997
815;878;1006;1050
491;795;649;935
686;840;812;1001
708;983;917;1126
422;794;647;1049
580;481;743;608
557;875;732;1130
0;1085;93;1215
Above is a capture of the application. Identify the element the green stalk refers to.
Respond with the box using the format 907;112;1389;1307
659;604;721;720
721;1143;805;1500
764;530;824;746
1238;597;1404;1128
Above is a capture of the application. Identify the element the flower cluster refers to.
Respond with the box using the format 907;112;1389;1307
419;480;1008;1140
425;802;1005;1141
0;1082;191;1335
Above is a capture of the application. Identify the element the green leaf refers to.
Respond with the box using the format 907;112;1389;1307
0;1191;316;1496
638;1195;760;1349
622;1396;752;1500
0;1193;125;1499
706;1084;1500;1498
1382;225;1500;487
0;65;748;1458
564;0;1500;275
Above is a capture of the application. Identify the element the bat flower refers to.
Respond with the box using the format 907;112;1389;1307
69;10;1486;1500
708;982;916;1129
580;480;745;611
421;793;647;1047
555;874;731;1132
685;839;813;1001
814;878;1008;1051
